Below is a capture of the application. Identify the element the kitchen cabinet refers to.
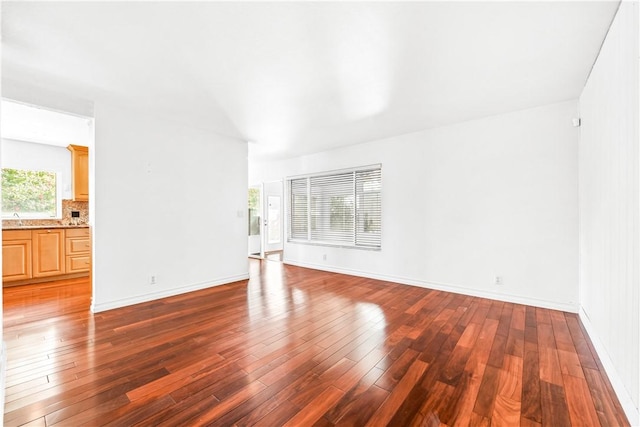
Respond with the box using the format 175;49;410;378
65;227;91;273
32;229;66;278
2;230;32;282
68;144;89;201
3;226;91;286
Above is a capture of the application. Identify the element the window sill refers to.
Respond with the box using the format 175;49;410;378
287;239;381;251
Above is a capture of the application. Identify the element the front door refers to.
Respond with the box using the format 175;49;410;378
248;185;262;258
262;180;283;253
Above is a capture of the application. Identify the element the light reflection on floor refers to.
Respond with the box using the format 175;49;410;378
245;258;388;356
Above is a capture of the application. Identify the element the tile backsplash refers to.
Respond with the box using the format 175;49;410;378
61;200;90;225
2;200;89;228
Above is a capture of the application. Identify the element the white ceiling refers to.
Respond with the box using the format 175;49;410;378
1;100;92;147
2;1;619;159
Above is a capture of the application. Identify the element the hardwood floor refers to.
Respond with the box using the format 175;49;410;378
3;259;628;426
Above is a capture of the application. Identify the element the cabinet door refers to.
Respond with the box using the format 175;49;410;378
2;239;32;282
68;145;89;201
32;229;65;277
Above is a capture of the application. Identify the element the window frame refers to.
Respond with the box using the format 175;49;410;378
286;164;382;250
1;167;63;220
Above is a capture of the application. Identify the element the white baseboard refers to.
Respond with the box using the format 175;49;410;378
282;259;578;313
579;307;640;426
91;273;250;313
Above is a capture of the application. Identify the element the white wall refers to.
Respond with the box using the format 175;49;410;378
2;138;73;201
251;100;579;312
578;1;640;424
92;102;249;312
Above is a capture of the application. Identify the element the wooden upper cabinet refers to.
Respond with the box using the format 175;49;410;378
68;144;89;201
32;229;65;278
2;230;32;282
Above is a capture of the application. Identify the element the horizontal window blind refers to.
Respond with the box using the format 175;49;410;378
355;168;381;248
310;172;354;244
287;165;381;249
289;178;309;240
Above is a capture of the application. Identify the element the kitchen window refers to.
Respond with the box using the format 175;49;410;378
1;168;60;219
287;165;381;249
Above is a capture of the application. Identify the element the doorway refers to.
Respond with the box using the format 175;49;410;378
247;180;283;259
1;99;94;304
248;185;262;258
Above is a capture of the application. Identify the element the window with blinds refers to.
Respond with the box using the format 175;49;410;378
287;165;381;249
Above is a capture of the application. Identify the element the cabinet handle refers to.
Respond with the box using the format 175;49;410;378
47;230;51;233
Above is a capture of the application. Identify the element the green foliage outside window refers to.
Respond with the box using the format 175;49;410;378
329;196;353;232
248;187;261;236
2;168;57;218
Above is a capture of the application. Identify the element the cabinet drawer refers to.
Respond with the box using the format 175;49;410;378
66;228;90;238
66;255;91;273
66;237;91;255
3;230;32;241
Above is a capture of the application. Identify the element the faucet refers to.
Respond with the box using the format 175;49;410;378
13;212;23;226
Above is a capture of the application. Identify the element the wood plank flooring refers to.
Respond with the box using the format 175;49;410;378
3;259;629;426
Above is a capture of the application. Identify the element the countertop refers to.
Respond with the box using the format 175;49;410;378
3;224;90;231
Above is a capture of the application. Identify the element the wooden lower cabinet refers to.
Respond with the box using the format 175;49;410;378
65;228;91;273
32;229;66;277
3;227;91;285
2;230;32;282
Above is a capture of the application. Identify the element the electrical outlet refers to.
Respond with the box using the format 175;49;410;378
495;276;503;286
322;254;327;261
150;275;157;285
